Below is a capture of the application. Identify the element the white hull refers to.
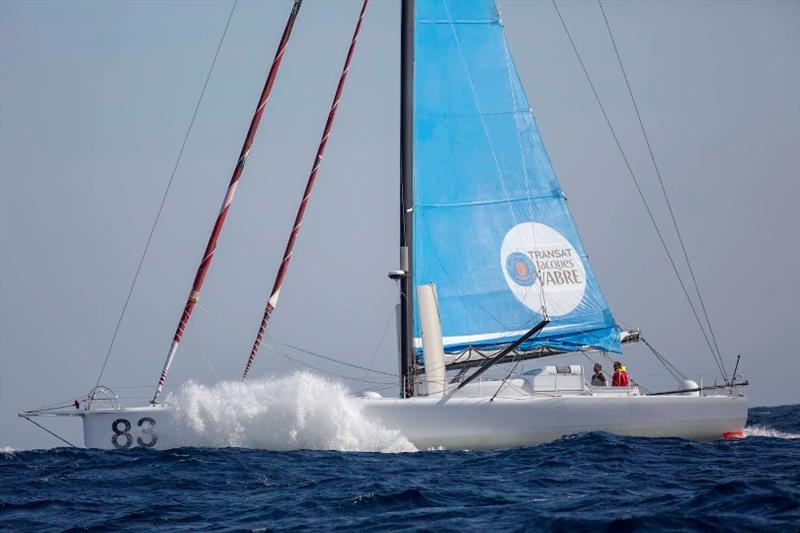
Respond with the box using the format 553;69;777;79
362;394;747;450
76;393;747;451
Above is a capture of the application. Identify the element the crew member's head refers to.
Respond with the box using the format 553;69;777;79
593;363;602;373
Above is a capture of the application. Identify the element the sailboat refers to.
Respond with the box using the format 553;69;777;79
21;0;748;450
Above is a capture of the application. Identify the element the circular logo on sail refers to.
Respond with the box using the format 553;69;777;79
500;222;587;317
505;252;537;286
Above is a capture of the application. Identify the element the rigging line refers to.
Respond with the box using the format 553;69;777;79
616;316;690;379
23;401;76;412
196;302;251;337
640;336;689;382
361;302;399;382
359;382;397;394
488;322;530;401
273;340;302;372
94;385;177;390
194;301;396;378
550;0;727;379
93;0;239;391
581;350;598;366
267;333;397;377
197;342;222;382
21;416;77;448
490;358;521;402
266;341;395;386
597;0;726;377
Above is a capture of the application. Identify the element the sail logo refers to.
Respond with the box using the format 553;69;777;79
506;252;537;286
500;222;587;317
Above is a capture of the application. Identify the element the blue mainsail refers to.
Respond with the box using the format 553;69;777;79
412;0;620;356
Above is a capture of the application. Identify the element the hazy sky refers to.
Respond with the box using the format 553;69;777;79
1;0;798;449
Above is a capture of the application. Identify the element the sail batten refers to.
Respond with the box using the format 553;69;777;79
416;194;565;208
412;0;620;358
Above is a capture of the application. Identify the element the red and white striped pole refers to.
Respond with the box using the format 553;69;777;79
152;0;303;404
242;0;369;380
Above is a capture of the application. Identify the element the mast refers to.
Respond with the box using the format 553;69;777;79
399;0;415;398
242;0;370;380
151;0;303;404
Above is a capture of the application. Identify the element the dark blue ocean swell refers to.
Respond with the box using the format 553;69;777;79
2;405;799;532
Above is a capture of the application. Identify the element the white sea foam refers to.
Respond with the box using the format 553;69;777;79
744;425;800;439
0;446;15;454
172;372;417;452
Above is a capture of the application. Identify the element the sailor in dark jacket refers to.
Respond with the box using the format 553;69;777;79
591;363;607;386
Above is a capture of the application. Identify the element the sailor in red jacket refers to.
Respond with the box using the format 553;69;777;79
612;361;629;387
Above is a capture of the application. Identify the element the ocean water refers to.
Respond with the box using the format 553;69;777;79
1;378;798;531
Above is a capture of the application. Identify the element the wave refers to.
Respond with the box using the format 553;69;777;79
171;372;417;453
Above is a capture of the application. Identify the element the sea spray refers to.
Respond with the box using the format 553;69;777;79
744;425;800;439
172;372;416;452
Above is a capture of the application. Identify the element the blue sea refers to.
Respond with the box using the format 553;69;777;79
2;404;799;531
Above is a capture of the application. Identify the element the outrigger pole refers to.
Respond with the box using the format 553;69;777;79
242;0;370;380
152;0;303;404
456;319;550;391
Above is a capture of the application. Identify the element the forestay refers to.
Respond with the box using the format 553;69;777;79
412;0;620;356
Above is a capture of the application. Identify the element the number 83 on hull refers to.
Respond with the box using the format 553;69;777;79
82;406;168;450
